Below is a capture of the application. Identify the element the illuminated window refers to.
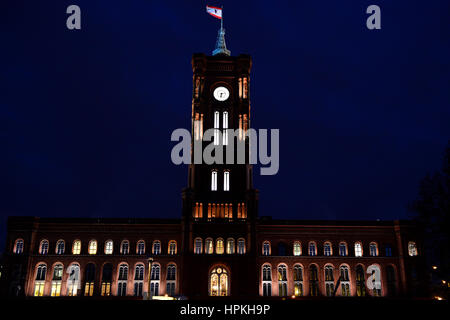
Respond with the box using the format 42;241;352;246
67;264;80;296
72;240;81;255
134;264;145;297
194;238;203;254
193;202;203;218
278;265;287;297
223;171;230;191
205;238;214;254
40;240;49;255
356;265;366;297
309;265;319;296
121;240;129;255
293;241;301;256
215;238;224;254
84;263;95;296
51;264;63;297
101;264;113;296
168;241;177;255
209;266;229;296
237;203;247;219
339;242;347;256
34;264;47;296
211;170;218;191
354;242;362;257
105;240;113;254
214;111;220;145
308;242;316;256
325;265;334;297
226;238;235;254
152;241;161;255
56;240;65;255
223;111;228;145
137;240;145;255
408;241;418;256
117;264;128;296
237;238;246;254
263;241;271;256
262;264;272;296
150;264;160;296
14;239;24;254
88;240;97;255
369;242;378;256
293;265;303;296
324;242;332;256
340;266;350;296
166;264;176;296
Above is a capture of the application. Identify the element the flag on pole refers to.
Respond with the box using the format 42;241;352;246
206;5;222;19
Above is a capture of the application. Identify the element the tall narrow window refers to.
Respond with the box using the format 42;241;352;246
340;266;351;296
211;170;218;191
308;242;317;256
134;264;145;297
168;241;177;255
262;265;272;296
137;241;145;255
324;242;332;256
263;241;271;256
293;265;303;296
223;111;228;145
34;264;47;296
193;202;203;218
215;238;224;254
356;265;366;297
121;240;129;255
205;238;214;254
152;241;161;255
278;265;287;297
223;171;230;191
309;265;319;296
117;264;128;296
339;242;347;256
150;264;160;297
354;242;362;257
104;240;113;254
214;111;220;145
101;264;113;296
84;263;95;296
293;241;301;256
194;238;203;254
166;264;176;296
88;240;97;255
226;238;235;254
67;264;80;296
408;241;418;256
14;239;24;254
51;264;63;297
237;238;246;254
325;266;335;297
369;242;378;256
243;77;248;99
40;240;49;255
72;240;81;255
56;240;65;255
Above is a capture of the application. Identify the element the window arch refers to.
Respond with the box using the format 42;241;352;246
101;263;113;296
262;241;271;256
339;242;347;256
324;242;332;256
104;240;113;254
369;242;378;256
277;264;287;297
194;238;203;254
205;238;214;254
152;240;161;255
56;240;65;255
354;242;362;257
137;240;145;255
340;265;350;296
308;242;317;256
293;265;303;296
51;264;63;296
117;264;128;296
262;264;272;296
150;264;161;297
309;265;319;296
293;241;301;256
408;241;418;256
134;264;145;297
14;239;24;254
226;238;235;254
324;265;335;296
166;264;176;296
84;263;95;296
40;240;49;255
237;238;246;254
67;263;80;296
34;264;47;296
216;238;224;254
209;266;229;296
88;240;97;255
168;240;177;255
120;240;129;255
72;240;81;255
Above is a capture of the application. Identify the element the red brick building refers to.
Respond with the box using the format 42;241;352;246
0;27;427;299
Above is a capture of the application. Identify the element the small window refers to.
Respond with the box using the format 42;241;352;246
324;242;332;256
237;238;246;254
88;240;97;255
137;241;145;255
56;240;65;255
40;240;49;255
216;238;224;254
211;171;218;191
168;241;177;255
226;238;235;254
385;244;392;257
205;238;214;254
263;241;271;256
223;171;230;191
14;239;24;254
121;240;129;255
408;241;418;256
354;242;362;257
369;242;378;257
105;240;113;254
293;241;301;256
152;241;161;255
72;240;81;255
308;242;316;256
339;242;347;256
194;238;202;254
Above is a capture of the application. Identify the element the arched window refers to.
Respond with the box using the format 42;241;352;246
34;264;47;296
262;264;272;296
194;238;203;254
168;241;177;255
101;263;113;296
211;170;218;191
339;242;347;256
356;265;366;297
120;240;129;255
216;238;224;254
67;264;80;296
152;240;161;255
324;242;332;256
354;242;362;257
40;240;49;255
84;263;95;296
325;265;334;296
72;240;81;255
226;238;235;254
223;171;230;191
223;111;229;145
263;241;271;256
136;240;145;255
56;240;65;255
278;265;287;297
14;239;24;254
309;265;319;296
104;240;113;254
386;265;397;296
117;264;128;296
134;264;145;297
369;242;378;256
209;266;229;296
166;264;176;296
205;238;214;254
293;241;301;256
408;241;418;256
237;238;246;254
150;264;160;297
308;242;317;256
293;265;303;296
51;264;63;297
213;111;220;146
88;240;97;255
340;266;350;296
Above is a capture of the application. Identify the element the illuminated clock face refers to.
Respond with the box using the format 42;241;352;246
213;86;230;101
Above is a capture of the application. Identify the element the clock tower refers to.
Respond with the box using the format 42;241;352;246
180;26;259;298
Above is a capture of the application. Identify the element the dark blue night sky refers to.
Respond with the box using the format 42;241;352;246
1;1;449;250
